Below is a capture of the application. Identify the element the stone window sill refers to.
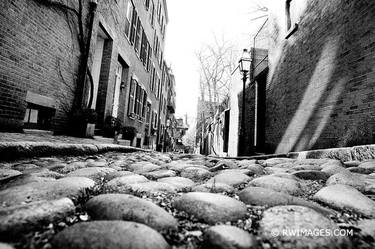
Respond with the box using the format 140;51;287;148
285;23;299;39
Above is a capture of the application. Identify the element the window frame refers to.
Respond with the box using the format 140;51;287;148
134;17;142;53
125;0;134;39
150;0;155;27
127;78;137;117
140;30;148;66
145;0;150;10
142;91;148;118
129;8;138;45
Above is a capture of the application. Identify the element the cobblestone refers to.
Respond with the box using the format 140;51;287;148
0;150;374;248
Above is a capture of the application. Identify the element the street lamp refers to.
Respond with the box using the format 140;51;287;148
238;49;251;156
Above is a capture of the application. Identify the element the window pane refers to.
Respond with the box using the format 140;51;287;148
134;18;141;52
128;79;136;115
142;92;147;118
141;30;147;65
130;10;138;44
125;1;133;37
24;108;30;122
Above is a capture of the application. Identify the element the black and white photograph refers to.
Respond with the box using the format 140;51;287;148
0;0;375;248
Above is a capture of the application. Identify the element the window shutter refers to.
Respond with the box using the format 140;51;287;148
135;18;141;52
142;92;147;118
141;30;147;65
128;78;136;115
147;42;152;71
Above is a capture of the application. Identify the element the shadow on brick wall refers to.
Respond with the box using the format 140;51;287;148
266;0;375;153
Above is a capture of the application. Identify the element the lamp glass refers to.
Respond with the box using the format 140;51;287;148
239;49;251;73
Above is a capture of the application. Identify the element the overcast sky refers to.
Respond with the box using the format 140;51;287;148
164;0;269;123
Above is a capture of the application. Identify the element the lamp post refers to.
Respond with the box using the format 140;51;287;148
238;49;251;156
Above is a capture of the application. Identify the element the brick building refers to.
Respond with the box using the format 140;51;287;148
229;0;375;156
0;0;173;149
266;0;375;153
162;67;177;151
0;0;84;132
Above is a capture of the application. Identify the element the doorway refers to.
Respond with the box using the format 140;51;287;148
112;62;123;118
90;27;109;109
93;25;113;126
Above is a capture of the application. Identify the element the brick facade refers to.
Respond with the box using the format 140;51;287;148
0;0;81;132
0;0;171;148
266;0;375;153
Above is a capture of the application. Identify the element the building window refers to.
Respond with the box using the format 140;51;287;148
157;2;162;24
146;102;151;124
130;8;138;44
23;104;55;130
153;33;159;57
128;78;137;116
140;30;148;65
145;0;150;10
157;78;162;99
161;16;164;35
147;43;152;71
125;0;134;38
154;111;158;129
159;51;163;67
128;77;146;120
135;84;142;116
151;111;154;128
285;0;298;38
150;64;155;92
134;18;142;53
150;1;155;27
155;75;160;98
142;91;147;118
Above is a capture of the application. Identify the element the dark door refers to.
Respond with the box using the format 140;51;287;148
223;109;230;153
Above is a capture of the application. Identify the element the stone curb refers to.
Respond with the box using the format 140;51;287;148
0;142;149;161
288;144;375;162
208;144;375;162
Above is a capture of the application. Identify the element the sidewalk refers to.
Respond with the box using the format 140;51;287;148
0;130;147;161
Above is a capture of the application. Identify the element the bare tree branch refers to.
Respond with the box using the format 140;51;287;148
196;35;236;117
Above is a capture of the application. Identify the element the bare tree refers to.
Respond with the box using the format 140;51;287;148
182;124;196;148
196;35;236;113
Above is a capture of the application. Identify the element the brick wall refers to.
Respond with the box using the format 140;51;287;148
267;0;375;153
0;0;169;143
94;0;168;143
238;84;256;155
0;0;81;132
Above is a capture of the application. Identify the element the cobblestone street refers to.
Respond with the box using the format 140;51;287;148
1;151;375;248
0;131;130;146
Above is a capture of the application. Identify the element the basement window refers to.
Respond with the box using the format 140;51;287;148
23;103;55;130
285;0;298;39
